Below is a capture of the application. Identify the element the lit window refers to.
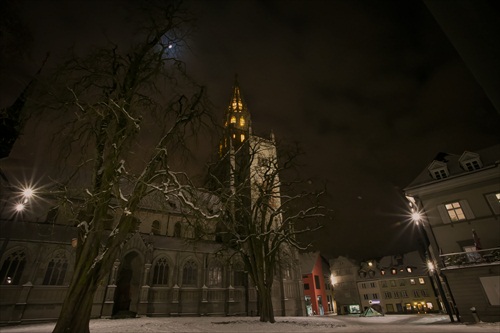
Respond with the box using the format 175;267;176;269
43;251;68;285
239;117;245;127
380;269;386;276
240;134;245;142
410;279;416;285
419;278;425;284
406;267;412;273
391;268;397;275
230;116;236;124
0;250;26;285
152;258;169;285
445;202;466;221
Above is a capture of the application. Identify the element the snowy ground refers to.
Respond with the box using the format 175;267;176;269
1;315;499;333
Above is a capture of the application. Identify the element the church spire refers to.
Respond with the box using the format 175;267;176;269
220;75;252;156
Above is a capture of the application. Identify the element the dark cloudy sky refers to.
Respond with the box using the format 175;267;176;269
2;0;500;260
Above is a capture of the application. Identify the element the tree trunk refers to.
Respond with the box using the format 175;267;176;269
53;232;107;333
259;287;275;323
52;270;99;333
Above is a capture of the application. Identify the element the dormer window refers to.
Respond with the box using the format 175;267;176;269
433;169;448;179
459;151;482;171
428;160;449;180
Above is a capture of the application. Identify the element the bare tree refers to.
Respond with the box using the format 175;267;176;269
208;136;327;323
22;2;213;333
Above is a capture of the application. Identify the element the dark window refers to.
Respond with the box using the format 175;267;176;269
174;222;182;237
304;283;310;290
314;275;320;289
182;260;197;286
234;269;246;287
152;258;169;285
151;220;160;235
0;250;26;285
43;252;68;285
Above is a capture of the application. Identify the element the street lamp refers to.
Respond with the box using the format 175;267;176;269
407;197;457;322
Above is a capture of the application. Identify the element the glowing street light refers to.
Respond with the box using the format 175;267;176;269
21;186;35;202
15;203;26;212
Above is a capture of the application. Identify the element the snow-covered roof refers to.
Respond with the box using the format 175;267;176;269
406;144;500;188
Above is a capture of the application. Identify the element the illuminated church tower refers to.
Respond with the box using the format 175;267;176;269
220;76;252;157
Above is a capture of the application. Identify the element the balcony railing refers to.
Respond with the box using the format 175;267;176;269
440;247;500;269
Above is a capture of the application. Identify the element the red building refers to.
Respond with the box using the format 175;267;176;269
299;252;330;316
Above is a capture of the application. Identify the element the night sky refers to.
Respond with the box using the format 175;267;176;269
2;0;500;260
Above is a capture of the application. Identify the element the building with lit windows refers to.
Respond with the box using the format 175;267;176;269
404;144;500;322
356;251;439;314
0;79;305;324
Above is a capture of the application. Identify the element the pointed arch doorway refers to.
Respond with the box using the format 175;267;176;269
112;251;143;317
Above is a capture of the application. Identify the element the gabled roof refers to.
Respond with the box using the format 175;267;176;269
298;251;320;274
405;144;500;188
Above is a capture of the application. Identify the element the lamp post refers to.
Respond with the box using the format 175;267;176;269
407;198;458;322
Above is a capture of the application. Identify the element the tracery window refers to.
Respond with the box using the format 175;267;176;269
233;263;246;287
208;263;223;287
42;251;68;285
0;250;26;285
152;258;169;285
182;260;198;286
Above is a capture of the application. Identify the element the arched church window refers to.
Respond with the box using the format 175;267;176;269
152;257;169;285
239;117;245;127
240;134;245;142
174;222;182;238
230;116;236;124
0;249;27;285
208;263;223;287
182;260;198;286
151;220;160;235
233;262;246;287
43;250;69;285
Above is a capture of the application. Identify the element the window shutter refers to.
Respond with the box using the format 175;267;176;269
460;200;475;219
485;193;500;215
437;205;451;224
